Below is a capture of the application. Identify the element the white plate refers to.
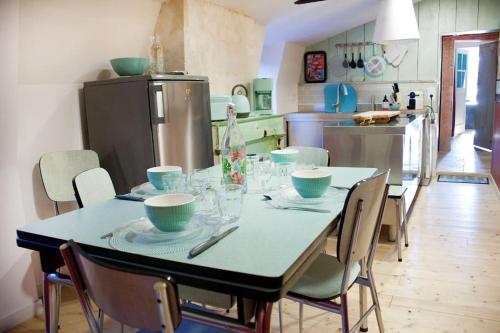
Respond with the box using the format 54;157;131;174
274;187;327;206
130;182;164;197
108;215;219;255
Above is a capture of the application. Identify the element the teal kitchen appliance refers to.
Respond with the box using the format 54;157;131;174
252;78;273;115
324;84;357;113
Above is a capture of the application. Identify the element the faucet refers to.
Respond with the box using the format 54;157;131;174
332;82;348;113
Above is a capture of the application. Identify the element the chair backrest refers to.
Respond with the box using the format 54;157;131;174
73;168;116;208
60;240;181;333
39;150;99;202
336;171;389;265
287;146;330;166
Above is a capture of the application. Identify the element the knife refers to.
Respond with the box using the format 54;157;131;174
188;226;239;258
114;194;145;202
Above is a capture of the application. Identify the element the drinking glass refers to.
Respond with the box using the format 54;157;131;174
216;184;243;224
190;169;208;196
161;173;189;194
254;161;272;193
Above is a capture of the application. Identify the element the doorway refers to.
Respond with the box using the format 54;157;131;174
438;31;499;174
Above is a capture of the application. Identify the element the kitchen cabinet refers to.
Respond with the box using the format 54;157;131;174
211;115;285;164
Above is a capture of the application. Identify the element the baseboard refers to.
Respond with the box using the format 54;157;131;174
0;300;42;332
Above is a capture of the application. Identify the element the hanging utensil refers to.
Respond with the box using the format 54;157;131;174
342;45;349;68
357;44;364;68
349;45;357;69
365;44;386;78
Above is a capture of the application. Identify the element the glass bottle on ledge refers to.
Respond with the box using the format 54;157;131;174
221;103;247;193
148;35;165;74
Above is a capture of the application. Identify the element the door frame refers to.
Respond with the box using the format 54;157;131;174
439;31;499;152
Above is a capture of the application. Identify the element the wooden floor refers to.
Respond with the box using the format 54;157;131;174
437;130;491;174
7;179;500;333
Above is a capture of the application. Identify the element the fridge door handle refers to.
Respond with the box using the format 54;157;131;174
149;84;168;124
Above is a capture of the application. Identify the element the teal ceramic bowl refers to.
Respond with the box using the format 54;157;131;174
110;57;149;76
270;149;299;164
291;169;332;198
144;194;195;232
390;103;401;111
147;166;182;190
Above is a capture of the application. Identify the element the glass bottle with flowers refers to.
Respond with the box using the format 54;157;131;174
221;103;247;192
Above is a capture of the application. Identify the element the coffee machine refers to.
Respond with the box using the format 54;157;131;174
252;78;273;115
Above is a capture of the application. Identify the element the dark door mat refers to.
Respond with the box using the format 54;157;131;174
437;175;489;184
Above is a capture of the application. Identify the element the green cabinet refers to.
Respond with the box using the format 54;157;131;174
211;115;286;164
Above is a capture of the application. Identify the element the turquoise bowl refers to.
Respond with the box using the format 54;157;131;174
110;57;149;76
291;169;332;198
144;194;195;232
147;166;182;190
390;103;401;111
270;149;299;164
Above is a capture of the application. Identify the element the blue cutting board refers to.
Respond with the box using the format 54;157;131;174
324;84;357;113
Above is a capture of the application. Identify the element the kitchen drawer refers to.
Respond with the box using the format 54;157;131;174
215;116;285;144
212;115;285;164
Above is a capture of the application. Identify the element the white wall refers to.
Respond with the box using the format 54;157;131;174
259;42;305;114
275;43;305;114
183;0;265;95
0;0;160;330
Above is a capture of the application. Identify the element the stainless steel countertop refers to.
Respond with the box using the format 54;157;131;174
323;114;423;135
286;109;427;122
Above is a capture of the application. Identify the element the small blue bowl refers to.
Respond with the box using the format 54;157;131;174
390;103;401;111
270;149;299;164
291;169;332;198
147;166;182;190
144;194;195;232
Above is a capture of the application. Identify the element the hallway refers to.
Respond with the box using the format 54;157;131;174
437;130;491;174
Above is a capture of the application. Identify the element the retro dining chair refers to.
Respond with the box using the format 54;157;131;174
38;149;100;332
279;171;390;333
73;168;116;208
287;146;330;166
59;240;231;333
39;150;100;213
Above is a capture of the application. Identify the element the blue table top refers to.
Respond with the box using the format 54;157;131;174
17;167;376;299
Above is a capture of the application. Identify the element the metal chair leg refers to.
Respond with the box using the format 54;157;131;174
359;258;368;332
367;269;385;333
278;300;284;333
43;273;60;333
402;196;409;247
395;200;402;262
299;302;304;333
97;309;104;330
340;294;349;333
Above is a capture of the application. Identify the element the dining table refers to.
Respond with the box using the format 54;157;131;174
16;166;377;333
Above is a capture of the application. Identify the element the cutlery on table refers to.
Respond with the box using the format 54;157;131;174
188;226;239;258
265;200;330;213
114;194;145;202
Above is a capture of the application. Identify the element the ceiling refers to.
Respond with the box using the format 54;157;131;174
211;0;381;46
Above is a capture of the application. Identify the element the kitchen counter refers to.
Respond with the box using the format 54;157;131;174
286;110;426;147
324;115;420;135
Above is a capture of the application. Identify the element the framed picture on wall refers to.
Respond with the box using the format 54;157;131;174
304;51;327;83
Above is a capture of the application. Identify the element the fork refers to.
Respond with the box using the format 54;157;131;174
266;201;330;213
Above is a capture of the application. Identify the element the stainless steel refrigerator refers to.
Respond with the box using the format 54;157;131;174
83;75;214;194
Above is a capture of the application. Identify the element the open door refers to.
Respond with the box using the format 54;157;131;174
474;41;498;150
454;49;468;136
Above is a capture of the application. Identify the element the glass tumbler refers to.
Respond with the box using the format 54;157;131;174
216;184;243;224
